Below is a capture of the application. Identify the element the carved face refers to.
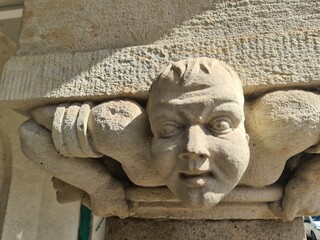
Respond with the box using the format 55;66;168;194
148;58;250;208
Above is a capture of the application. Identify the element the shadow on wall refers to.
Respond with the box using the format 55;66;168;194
0;127;12;238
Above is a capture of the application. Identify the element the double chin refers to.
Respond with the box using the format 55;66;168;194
176;185;227;209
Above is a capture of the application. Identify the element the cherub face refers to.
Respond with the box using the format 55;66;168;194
148;61;250;208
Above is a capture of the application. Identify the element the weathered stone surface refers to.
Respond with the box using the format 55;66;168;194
1;0;319;111
0;104;80;240
270;155;320;221
126;185;283;204
0;126;12;238
89;100;163;186
20;119;129;217
148;58;250;209
0;32;16;237
46;179;283;219
20;92;320;219
241;90;320;187
0;32;16;76
104;217;306;240
19;0;209;54
125;186;283;220
16;111;287;220
18;0;319;57
30;100;164;187
19;58;320;221
6;1;320;232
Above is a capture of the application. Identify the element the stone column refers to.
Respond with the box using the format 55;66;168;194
1;1;319;239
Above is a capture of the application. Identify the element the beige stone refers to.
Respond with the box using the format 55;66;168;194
46;177;284;219
125;185;283;204
125;185;283;220
19;59;248;218
46;183;283;220
0;122;12;237
147;58;250;209
19;58;320;221
20;119;128;218
0;104;80;240
2;39;319;112
270;155;320;221
241;90;320;187
104;217;306;240
1;1;319;111
17;0;319;58
89;100;163;186
30;100;164;187
3;0;320;230
0;31;16;76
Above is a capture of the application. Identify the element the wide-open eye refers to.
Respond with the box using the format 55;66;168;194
208;117;233;135
160;122;180;138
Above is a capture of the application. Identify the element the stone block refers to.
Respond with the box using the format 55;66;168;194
1;0;318;111
105;217;306;240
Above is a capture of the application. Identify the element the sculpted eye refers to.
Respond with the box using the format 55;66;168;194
208;117;233;135
160;123;180;138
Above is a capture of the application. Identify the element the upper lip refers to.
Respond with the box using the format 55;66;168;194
179;170;213;178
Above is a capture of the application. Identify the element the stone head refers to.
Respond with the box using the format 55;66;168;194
147;57;250;208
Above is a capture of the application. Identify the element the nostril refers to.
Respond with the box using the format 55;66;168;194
179;152;208;161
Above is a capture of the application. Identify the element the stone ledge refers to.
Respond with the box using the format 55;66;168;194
1;0;319;111
1;32;319;112
125;186;282;219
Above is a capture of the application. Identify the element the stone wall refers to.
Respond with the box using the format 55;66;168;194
105;217;306;240
0;32;81;240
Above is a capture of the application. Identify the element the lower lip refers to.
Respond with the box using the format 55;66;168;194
179;172;213;187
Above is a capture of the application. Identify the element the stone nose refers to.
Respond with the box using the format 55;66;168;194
178;125;210;161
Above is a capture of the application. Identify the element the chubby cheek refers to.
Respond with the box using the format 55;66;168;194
150;138;180;179
213;130;250;179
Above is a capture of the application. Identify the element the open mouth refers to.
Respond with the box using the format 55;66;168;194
179;172;214;187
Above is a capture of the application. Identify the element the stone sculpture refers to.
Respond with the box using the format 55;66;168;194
147;58;250;208
20;57;320;221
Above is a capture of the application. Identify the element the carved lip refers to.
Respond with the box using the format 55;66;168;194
179;171;214;187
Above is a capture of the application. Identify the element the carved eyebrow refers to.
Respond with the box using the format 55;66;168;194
200;102;244;125
206;102;244;117
168;95;241;105
149;98;241;112
148;101;243;123
149;108;184;123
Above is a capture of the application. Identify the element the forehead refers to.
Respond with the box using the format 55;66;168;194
148;72;244;112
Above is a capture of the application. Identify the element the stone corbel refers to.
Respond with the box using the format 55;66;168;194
20;58;320;221
20;100;283;219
